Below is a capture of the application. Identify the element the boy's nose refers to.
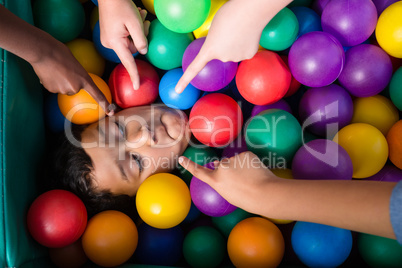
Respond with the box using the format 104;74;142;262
126;125;155;147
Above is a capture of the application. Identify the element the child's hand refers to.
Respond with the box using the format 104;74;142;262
98;0;150;90
178;151;281;214
31;41;114;115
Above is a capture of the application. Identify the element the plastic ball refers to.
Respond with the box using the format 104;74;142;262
141;0;155;15
292;139;353;180
92;22;137;63
245;109;302;167
375;1;402;58
33;0;85;43
154;0;211;33
290;6;322;38
333;123;389;179
389;66;402;111
193;0;228;38
182;37;238;92
291;221;353;268
351;95;399;136
228;217;285;268
311;0;330;15
159;68;200;110
366;165;402;183
298;84;353;137
146;19;194;70
280;55;302;98
221;136;248;158
288;31;345;88
189;93;243;147
183;226;226;268
338;44;393;97
44;93;66;133
27;190;87;248
177;146;218;185
211;208;253;238
58;73;112;125
134;224;184;266
358;233;402;267
259;7;299;51
236;50;291;105
190;162;237;217
321;0;377;47
136;173;191;229
251;99;292;117
66;38;105;77
82;210;138;267
387;120;402;169
49;239;88;268
371;0;399;16
108;61;159;109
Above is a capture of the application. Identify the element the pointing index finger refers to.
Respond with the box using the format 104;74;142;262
83;79;114;116
175;52;210;94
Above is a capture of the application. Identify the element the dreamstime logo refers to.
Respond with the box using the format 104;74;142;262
63;100;342;170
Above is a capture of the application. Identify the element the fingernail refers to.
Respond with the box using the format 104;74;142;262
107;103;116;115
175;86;182;94
139;48;147;54
178;156;184;164
133;83;139;90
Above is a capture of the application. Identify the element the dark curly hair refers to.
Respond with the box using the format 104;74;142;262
47;125;138;219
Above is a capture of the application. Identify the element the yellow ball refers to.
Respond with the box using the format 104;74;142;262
66;38;105;77
351;95;399;136
58;73;112;125
82;211;138;267
141;0;155;15
333;123;388;179
136;173;191;229
375;1;402;58
267;168;293;224
193;0;228;39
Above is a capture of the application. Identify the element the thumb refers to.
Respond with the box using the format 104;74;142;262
178;156;215;183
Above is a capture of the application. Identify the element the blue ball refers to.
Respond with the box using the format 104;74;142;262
134;223;184;266
290;6;322;39
92;22;138;63
44;94;67;133
159;68;200;110
291;222;353;267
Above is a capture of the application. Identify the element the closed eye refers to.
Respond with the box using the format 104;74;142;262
131;153;143;173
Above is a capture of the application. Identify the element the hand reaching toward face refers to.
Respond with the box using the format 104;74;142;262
98;0;150;90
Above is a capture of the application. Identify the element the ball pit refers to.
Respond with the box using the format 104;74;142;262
288;31;345;88
251;99;292;117
211;208;253;238
389;66;402;111
182;37;238;92
386;120;402;170
290;6;322;38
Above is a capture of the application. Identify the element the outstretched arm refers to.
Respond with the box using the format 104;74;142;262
175;0;293;93
0;4;113;114
179;152;397;240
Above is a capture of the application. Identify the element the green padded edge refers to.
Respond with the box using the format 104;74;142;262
0;0;47;267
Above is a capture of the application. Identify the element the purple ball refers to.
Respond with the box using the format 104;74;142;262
311;0;330;15
251;99;292;117
338;44;393;97
222;136;248;158
182;37;238;92
190;162;237;217
298;84;353;137
371;0;399;16
292;139;353;180
321;0;377;47
365;165;402;182
288;31;345;88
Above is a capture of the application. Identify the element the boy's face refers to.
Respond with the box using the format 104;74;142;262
80;105;191;196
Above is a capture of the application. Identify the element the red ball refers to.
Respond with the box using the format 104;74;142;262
189;93;243;147
108;60;159;108
236;50;291;105
27;190;87;248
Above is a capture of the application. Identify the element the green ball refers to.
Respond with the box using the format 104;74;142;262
33;0;85;43
245;109;302;168
183;226;226;268
389;66;402;111
154;0;211;33
260;7;299;51
212;208;253;237
178;146;218;185
358;233;402;267
146;19;194;70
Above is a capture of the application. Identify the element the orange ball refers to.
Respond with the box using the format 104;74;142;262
387;120;402;169
227;217;285;268
58;73;112;125
81;210;138;267
49;239;88;268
